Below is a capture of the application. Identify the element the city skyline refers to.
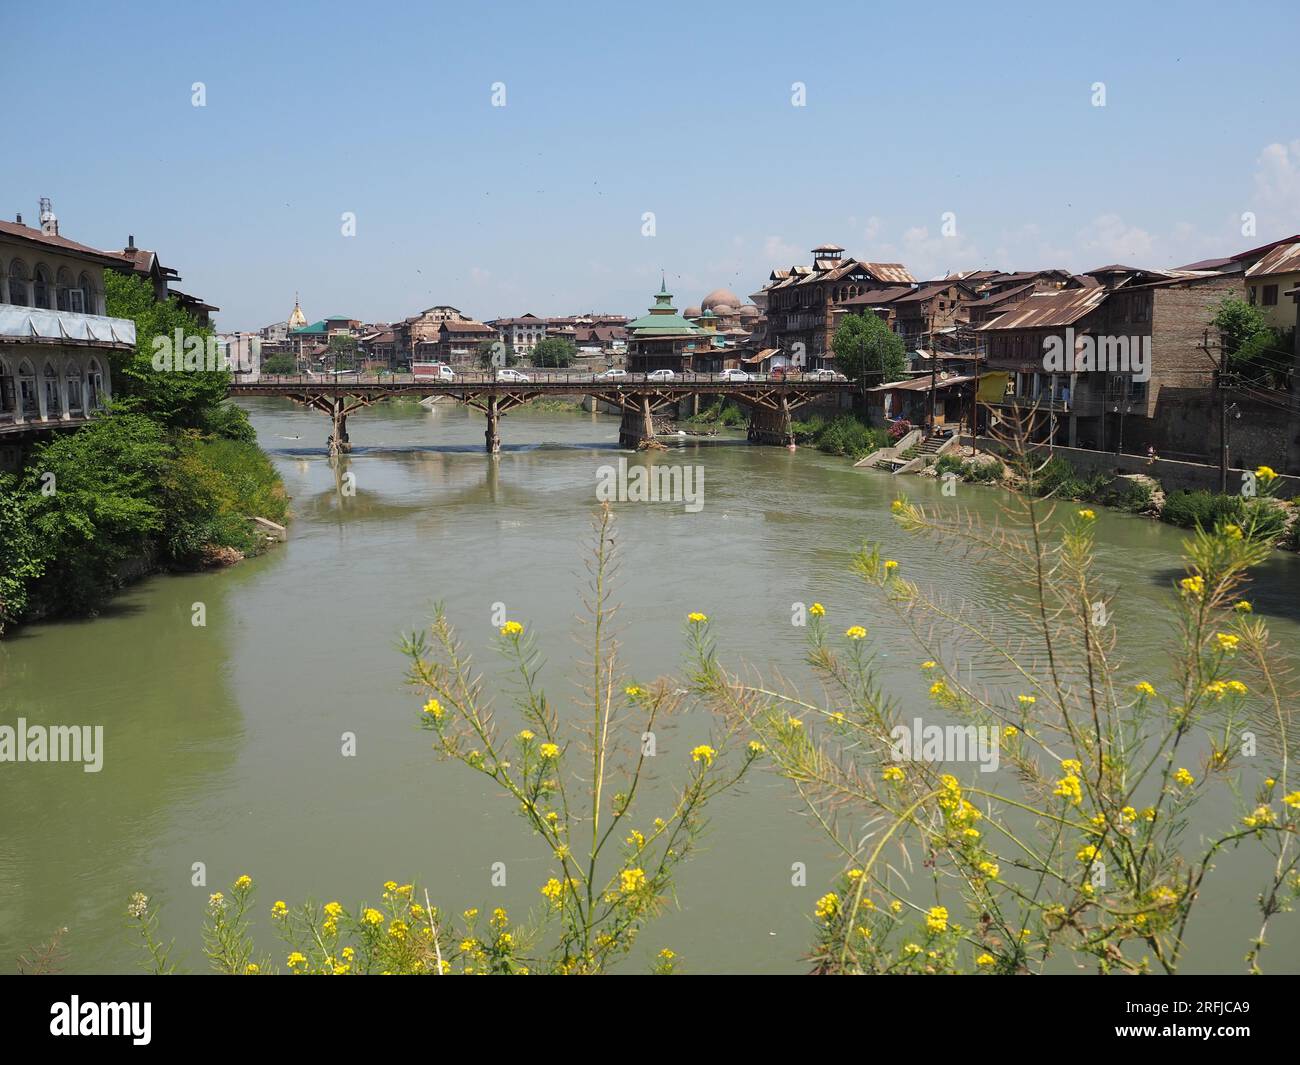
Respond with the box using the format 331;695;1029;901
10;0;1300;330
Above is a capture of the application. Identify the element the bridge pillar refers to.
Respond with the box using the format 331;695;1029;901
327;400;351;455
748;397;794;445
619;395;656;449
485;395;501;454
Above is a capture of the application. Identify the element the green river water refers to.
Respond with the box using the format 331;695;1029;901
1;396;1298;973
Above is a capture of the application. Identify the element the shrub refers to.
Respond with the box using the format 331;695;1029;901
814;416;889;460
1161;489;1244;531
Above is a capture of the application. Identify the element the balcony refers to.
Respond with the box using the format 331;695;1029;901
0;306;136;348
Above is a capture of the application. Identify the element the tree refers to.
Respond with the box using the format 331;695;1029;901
327;335;357;372
531;337;576;369
832;313;906;385
104;271;237;435
0;473;43;632
1213;297;1292;388
262;353;297;375
476;339;505;368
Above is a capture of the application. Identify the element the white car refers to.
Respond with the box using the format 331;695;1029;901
413;363;455;382
495;368;532;382
595;368;627;379
646;368;676;381
808;368;847;381
719;369;752;382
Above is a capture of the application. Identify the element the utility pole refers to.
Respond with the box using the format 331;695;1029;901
928;322;936;435
1202;328;1229;493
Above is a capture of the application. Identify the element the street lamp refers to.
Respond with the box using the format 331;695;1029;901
1113;402;1131;456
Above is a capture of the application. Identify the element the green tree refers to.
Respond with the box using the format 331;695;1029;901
262;353;297;375
21;414;169;615
0;473;43;632
531;337;576;369
1213;296;1292;387
476;339;504;368
104;271;239;435
832;313;906;385
327;335;357;372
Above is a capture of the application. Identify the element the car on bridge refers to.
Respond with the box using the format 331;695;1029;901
413;362;455;381
808;368;847;381
495;368;532;382
718;368;753;382
646;368;675;381
595;368;627;380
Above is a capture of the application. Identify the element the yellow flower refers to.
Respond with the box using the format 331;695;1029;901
1076;844;1099;863
1140;806;1156;821
976;952;995;967
361;908;383;926
1243;805;1276;828
422;698;444;719
1256;465;1277;482
539;742;559;759
1173;767;1194;787
889;900;903;914
271;900;288;919
624;685;644;697
1214;632;1239;653
687;612;708;624
1179;575;1205;597
977;861;999;879
233;875;252;891
787;716;803;729
1017;694;1036;707
619;868;647;894
690;744;717;767
626;829;645;848
890;499;904;513
1281;791;1300;808
882;765;905;782
845;625;868;640
1003;725;1019;738
245;963;259;974
500;620;524;636
1121;806;1137;822
883;559;899;571
658;948;676;960
747;740;766;755
287;952;308;969
1061;759;1082;775
324;901;343;919
921;660;937;670
1234;600;1252;614
1150;885;1179;907
1077;509;1095;520
809;602;825;617
1225;679;1247;695
1134;681;1156;697
929;679;953;700
814;892;840;921
1053;775;1083;806
925;905;948;933
1224;523;1243;540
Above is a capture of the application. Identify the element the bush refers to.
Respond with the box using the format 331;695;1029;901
815;416;889;459
963;458;1005;483
1161;489;1244;531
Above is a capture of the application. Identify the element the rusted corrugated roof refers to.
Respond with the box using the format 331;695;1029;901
1245;241;1300;278
978;287;1109;330
862;262;917;284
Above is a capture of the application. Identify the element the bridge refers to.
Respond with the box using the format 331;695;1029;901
228;372;855;453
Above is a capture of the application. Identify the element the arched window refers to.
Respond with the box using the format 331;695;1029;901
78;271;95;315
43;361;62;414
56;267;74;311
65;359;84;413
17;360;37;413
0;358;14;417
87;358;105;409
33;265;51;309
7;260;29;307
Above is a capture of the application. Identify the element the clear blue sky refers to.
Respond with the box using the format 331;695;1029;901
10;0;1299;330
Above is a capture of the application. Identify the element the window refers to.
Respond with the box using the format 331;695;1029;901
18;361;37;413
65;360;84;413
33;266;50;309
1248;286;1258;305
44;363;62;414
88;359;104;407
1263;284;1279;306
7;261;28;306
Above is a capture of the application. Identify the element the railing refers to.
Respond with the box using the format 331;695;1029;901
232;370;852;388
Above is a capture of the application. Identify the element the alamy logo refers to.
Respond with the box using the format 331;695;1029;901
595;457;704;513
0;718;103;772
50;997;150;1045
1042;327;1150;382
889;718;999;772
152;329;256;373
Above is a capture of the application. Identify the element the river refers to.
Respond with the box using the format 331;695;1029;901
2;396;1298;974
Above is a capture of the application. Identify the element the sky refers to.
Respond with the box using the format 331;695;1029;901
9;0;1300;331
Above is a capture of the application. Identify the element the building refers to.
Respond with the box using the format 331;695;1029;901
760;244;916;369
106;230;219;326
1;209;133;446
978;265;1237;454
492;313;548;358
1244;241;1300;331
625;280;707;373
290;314;360;362
431;319;497;367
395;305;471;364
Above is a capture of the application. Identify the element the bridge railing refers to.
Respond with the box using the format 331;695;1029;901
233;370;852;388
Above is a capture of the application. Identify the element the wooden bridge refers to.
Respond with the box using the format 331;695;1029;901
228;372;855;453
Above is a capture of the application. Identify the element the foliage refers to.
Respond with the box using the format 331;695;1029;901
692;432;1300;974
531;337;577;369
0;473;43;633
1213;297;1293;388
831;313;907;385
20;414;169;615
801;414;890;459
887;419;913;441
1161;489;1246;531
687;399;746;427
104;271;233;435
262;353;297;375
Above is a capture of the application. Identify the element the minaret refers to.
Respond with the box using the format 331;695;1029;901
288;293;307;329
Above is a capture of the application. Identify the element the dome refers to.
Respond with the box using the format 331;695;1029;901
701;288;741;312
683;306;702;318
738;304;759;318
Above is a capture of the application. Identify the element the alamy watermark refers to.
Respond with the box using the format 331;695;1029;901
0;718;103;772
1043;327;1150;382
889;717;999;773
595;457;704;513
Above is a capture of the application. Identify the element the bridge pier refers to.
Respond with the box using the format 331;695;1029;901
485;395;501;454
619;396;657;449
327;400;351;455
747;397;795;445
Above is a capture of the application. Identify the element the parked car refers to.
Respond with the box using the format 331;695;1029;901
646;368;676;381
770;364;801;380
413;362;455;381
718;368;752;382
595;368;627;379
808;368;847;381
495;368;532;382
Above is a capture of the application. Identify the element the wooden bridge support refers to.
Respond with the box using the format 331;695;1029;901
619;395;657;449
747;396;795;445
327;398;351;455
485;395;501;454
